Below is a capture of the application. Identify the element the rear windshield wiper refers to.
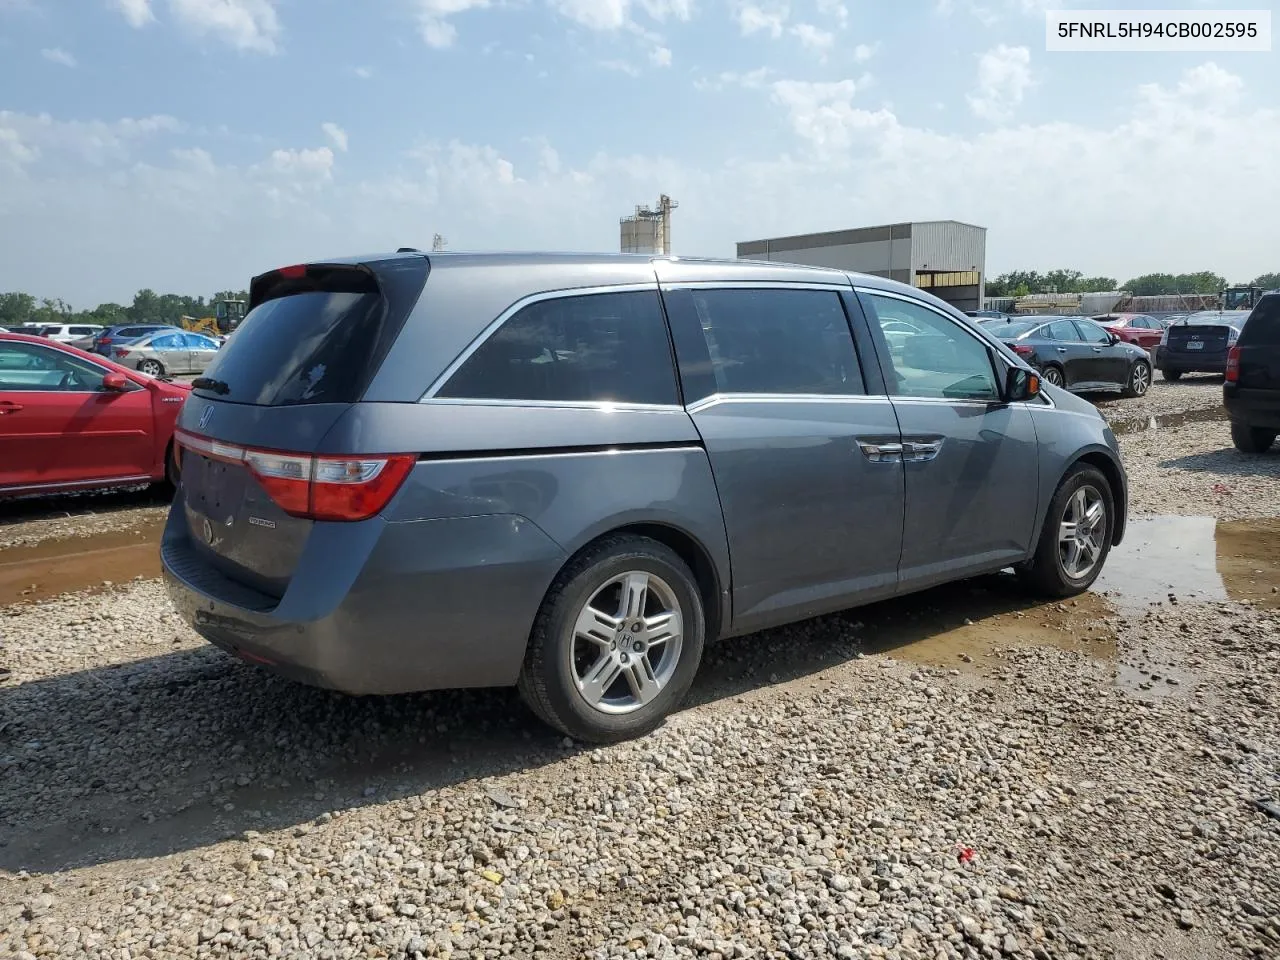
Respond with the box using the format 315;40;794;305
192;377;230;395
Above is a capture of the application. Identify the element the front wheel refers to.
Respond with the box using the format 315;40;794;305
1124;360;1152;398
1041;365;1065;388
518;535;706;744
1231;421;1277;454
138;359;164;376
1018;464;1114;598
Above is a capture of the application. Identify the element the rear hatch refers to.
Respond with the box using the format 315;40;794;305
1236;296;1280;390
174;256;428;598
1166;321;1231;355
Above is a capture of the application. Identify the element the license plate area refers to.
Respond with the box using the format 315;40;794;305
1187;340;1204;350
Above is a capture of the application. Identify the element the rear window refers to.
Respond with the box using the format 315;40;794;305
1240;296;1280;347
992;321;1041;338
193;259;427;406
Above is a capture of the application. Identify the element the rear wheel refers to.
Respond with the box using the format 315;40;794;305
1123;360;1152;398
1041;365;1065;388
1231;421;1277;454
1018;464;1114;598
518;535;705;744
1161;368;1182;381
138;359;164;376
151;442;178;496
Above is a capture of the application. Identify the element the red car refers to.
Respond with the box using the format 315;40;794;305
0;332;190;497
1093;313;1166;350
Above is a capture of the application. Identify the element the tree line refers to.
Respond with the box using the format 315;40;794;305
0;288;251;329
986;270;1280;298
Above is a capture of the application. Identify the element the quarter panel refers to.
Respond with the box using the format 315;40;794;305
1026;403;1128;546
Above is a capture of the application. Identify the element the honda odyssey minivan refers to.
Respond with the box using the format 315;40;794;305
162;252;1127;743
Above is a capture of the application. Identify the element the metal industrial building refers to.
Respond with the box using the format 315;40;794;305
736;220;987;312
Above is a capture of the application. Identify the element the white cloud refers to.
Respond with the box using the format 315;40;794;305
967;44;1032;121
351;66;373;79
649;45;672;66
790;23;832;53
599;58;641;76
262;146;334;181
168;0;281;54
551;0;692;30
41;47;77;68
770;78;871;152
853;42;878;62
816;0;847;27
694;66;774;92
737;3;788;38
321;122;348;152
414;0;489;48
111;0;155;28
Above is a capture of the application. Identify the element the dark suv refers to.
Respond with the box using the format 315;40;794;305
162;252;1128;743
1224;293;1280;453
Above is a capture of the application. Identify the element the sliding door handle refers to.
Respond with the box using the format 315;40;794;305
902;438;945;463
857;440;903;463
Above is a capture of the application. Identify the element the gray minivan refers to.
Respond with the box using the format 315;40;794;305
162;252;1127;743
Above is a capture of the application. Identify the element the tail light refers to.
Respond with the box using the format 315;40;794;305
114;348;129;358
174;429;415;521
1011;344;1035;358
1226;346;1241;383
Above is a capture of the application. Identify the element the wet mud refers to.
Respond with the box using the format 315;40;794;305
0;517;164;605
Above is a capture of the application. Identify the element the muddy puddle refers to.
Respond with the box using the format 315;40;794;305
0;517;164;605
1108;405;1226;437
859;515;1280;697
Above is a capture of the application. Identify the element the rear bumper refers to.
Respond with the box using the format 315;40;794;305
1156;346;1229;374
162;496;567;695
1224;385;1280;431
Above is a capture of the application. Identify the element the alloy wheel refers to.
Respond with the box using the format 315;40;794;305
1058;485;1106;580
139;360;162;376
1130;363;1151;396
1043;367;1064;387
569;571;684;715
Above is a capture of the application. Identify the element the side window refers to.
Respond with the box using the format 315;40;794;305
184;333;215;349
1075;322;1110;344
0;342;107;392
151;334;183;349
437;290;678;405
864;294;1000;401
1047;321;1080;342
1241;297;1280;346
687;288;864;396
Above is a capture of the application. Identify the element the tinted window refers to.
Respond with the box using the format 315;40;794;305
0;342;108;392
1075;321;1110;344
1047;321;1080;342
70;326;95;335
991;321;1041;338
438;290;678;406
1134;316;1158;329
865;295;999;401
686;288;863;396
1241;296;1280;346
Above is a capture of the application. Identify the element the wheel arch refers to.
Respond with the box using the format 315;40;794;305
551;521;727;644
1071;450;1127;546
1040;361;1066;385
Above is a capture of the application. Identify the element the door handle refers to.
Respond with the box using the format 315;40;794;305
0;401;23;414
1056;347;1067;353
1092;347;1103;352
857;440;903;463
902;438;945;463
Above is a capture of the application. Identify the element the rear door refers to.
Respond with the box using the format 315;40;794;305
1131;316;1163;349
0;340;153;490
660;282;904;631
858;290;1040;591
1043;320;1088;386
184;333;220;372
148;333;189;373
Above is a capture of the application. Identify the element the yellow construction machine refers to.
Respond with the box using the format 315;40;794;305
179;299;247;337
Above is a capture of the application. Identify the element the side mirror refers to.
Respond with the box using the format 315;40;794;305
101;372;128;392
1108;332;1120;345
1005;365;1041;402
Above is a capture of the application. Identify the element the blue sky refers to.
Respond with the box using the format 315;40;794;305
0;0;1276;306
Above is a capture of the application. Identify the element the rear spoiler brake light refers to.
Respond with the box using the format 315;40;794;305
174;429;415;522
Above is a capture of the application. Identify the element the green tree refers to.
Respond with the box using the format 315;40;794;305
0;291;37;325
1250;272;1280;290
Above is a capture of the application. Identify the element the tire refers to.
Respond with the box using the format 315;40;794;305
1041;365;1065;388
1018;464;1115;599
1161;368;1182;381
1123;360;1152;398
138;359;164;376
150;442;179;496
1231;421;1277;454
517;535;706;744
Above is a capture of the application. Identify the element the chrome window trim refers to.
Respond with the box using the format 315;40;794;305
685;393;890;414
659;280;854;293
419;445;706;465
419;397;684;413
419;282;661;401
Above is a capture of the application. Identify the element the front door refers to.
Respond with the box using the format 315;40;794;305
660;283;905;632
0;340;153;490
184;333;220;373
149;333;190;374
859;292;1041;592
1043;320;1091;388
1074;319;1129;386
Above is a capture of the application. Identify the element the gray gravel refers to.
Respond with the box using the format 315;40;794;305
2;374;1279;960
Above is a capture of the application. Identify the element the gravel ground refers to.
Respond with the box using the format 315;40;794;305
2;372;1279;960
0;490;166;551
1091;373;1227;432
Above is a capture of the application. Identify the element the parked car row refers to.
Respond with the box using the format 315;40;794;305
977;315;1152;397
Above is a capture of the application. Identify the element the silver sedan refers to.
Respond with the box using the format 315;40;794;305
115;331;221;376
